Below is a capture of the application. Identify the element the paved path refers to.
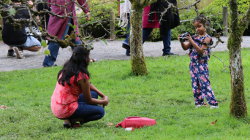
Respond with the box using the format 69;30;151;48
0;36;250;72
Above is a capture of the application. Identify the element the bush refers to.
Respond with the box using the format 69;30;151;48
78;0;123;39
148;28;179;41
147;29;161;42
78;0;249;40
175;0;250;37
160;0;249;40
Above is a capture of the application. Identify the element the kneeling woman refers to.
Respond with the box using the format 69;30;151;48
51;47;109;128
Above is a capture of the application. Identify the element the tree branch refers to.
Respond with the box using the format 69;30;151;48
178;0;201;10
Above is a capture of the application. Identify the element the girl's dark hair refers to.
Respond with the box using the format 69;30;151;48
193;14;210;26
57;46;90;86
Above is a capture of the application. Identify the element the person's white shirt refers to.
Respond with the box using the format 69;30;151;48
119;0;131;27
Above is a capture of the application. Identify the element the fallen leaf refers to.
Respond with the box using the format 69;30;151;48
0;105;8;109
107;122;114;127
210;120;217;125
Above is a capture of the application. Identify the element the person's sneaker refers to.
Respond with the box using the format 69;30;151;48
13;47;25;59
90;58;97;62
7;49;15;57
195;104;203;108
162;52;176;56
122;44;130;50
210;105;219;109
195;102;204;108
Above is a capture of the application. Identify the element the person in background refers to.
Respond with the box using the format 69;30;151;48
121;0;180;56
179;14;218;109
142;0;180;56
2;0;41;59
118;0;131;56
42;0;91;67
51;46;109;128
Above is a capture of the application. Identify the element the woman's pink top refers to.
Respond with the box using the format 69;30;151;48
51;72;89;119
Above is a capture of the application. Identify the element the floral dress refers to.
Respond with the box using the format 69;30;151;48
189;34;218;106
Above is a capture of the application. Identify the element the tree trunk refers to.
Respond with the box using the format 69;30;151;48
228;0;247;118
130;4;148;75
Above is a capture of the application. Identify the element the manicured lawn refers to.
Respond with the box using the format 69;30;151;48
0;49;250;139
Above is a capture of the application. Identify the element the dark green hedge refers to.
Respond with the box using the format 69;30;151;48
173;0;249;40
79;0;245;40
78;0;124;39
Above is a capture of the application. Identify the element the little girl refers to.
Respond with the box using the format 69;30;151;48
51;47;109;128
179;15;218;108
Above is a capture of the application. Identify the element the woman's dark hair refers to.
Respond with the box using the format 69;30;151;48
58;46;90;86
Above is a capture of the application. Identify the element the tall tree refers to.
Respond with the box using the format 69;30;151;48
228;0;250;118
129;0;155;75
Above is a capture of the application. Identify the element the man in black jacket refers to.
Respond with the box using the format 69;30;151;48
145;0;180;56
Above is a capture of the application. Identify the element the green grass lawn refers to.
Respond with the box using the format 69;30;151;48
0;49;250;139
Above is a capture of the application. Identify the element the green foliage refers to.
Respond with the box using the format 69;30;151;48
2;0;10;4
8;7;16;16
147;29;161;41
0;49;250;139
79;0;122;38
44;49;50;55
174;0;250;38
151;0;250;40
77;0;249;40
41;40;47;48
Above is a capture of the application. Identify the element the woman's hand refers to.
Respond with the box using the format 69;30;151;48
85;12;91;20
27;0;34;7
102;96;109;106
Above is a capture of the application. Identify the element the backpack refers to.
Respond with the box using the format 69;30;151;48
149;0;180;29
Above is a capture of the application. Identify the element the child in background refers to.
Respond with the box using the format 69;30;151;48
179;15;218;109
51;47;109;128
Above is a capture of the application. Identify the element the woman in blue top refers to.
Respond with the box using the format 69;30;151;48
179;15;218;109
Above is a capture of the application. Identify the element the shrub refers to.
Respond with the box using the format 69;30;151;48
147;29;161;41
78;0;249;40
169;0;249;40
78;0;123;39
